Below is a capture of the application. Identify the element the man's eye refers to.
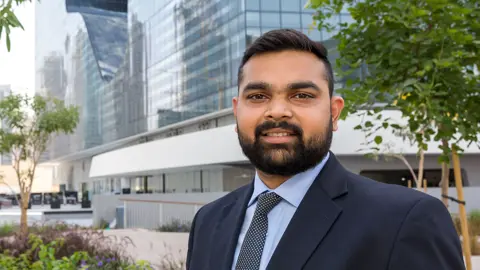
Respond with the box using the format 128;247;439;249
293;93;313;99
247;94;267;100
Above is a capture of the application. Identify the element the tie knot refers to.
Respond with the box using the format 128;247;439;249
256;192;282;216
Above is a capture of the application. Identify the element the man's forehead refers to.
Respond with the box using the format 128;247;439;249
240;51;327;80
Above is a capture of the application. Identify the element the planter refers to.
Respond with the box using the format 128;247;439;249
81;200;91;208
50;198;61;209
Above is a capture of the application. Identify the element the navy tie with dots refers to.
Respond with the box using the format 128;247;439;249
235;192;283;270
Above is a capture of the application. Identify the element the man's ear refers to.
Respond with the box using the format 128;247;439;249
330;96;345;131
233;96;239;133
233;96;238;117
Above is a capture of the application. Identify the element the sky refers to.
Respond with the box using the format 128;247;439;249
0;1;34;96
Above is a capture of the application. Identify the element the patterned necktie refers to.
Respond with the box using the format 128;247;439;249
235;192;283;270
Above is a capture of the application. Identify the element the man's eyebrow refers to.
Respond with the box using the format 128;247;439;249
287;81;320;91
242;81;272;93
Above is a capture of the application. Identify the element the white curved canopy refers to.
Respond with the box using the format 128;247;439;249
89;111;479;178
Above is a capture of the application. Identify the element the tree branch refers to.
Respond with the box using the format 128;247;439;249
384;152;418;183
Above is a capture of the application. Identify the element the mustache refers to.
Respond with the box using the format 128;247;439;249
255;121;303;138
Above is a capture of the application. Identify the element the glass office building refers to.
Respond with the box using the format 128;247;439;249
35;0;359;192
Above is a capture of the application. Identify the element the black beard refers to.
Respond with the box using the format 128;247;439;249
237;119;332;176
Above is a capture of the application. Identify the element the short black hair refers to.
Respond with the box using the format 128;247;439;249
238;29;334;96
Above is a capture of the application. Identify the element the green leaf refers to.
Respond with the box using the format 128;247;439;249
374;136;383;145
6;34;10;52
353;124;362;130
365;121;373;128
6;11;23;28
403;79;417;87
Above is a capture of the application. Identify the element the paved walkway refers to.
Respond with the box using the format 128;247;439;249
104;229;480;269
103;229;188;268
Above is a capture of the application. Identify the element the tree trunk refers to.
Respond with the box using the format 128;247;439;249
441;161;450;208
417;149;425;189
20;193;29;235
440;139;450;208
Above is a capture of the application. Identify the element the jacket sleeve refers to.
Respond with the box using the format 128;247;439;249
388;196;466;270
186;207;202;270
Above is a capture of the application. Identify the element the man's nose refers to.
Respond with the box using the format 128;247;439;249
264;99;293;120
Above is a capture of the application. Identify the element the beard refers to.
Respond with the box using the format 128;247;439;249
237;118;333;176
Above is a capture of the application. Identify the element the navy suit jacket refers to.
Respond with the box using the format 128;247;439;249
186;153;465;270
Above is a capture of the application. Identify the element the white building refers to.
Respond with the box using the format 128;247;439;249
53;108;479;196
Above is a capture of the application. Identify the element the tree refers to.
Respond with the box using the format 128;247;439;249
0;0;34;51
306;0;479;185
0;93;79;235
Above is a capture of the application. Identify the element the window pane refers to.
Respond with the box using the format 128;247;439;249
281;0;300;12
246;12;260;27
282;13;300;28
303;29;321;41
261;12;280;27
261;0;280;11
301;13;314;28
246;0;259;10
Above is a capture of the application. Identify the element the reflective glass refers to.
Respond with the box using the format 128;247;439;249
301;13;314;28
281;0;300;11
246;12;260;27
282;13;301;28
36;0;357;162
261;12;280;27
245;0;260;10
260;0;280;11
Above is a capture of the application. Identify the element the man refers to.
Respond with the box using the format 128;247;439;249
186;29;465;270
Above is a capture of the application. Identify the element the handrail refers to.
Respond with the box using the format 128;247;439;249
119;197;206;206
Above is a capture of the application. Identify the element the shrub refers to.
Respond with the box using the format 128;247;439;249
157;219;191;233
469;210;480;236
0;234;153;269
0;223;15;238
158;242;186;270
0;221;88;238
0;222;135;268
452;210;480;256
471;236;480;256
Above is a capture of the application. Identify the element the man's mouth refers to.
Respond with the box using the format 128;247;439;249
264;132;292;137
261;129;297;137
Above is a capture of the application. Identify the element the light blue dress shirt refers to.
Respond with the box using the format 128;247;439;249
232;152;330;270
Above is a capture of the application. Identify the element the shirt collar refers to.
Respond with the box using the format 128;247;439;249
248;152;330;208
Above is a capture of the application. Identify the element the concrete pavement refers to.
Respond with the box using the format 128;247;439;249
103;229;188;268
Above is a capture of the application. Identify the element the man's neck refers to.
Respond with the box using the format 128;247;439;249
256;170;292;189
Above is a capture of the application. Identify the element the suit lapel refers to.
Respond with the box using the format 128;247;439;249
267;153;348;270
210;183;253;269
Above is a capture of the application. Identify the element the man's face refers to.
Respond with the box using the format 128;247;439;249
233;50;344;176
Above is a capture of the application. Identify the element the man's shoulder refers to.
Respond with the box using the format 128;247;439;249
346;171;443;212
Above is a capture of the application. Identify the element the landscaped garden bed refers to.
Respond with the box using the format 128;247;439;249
0;222;153;269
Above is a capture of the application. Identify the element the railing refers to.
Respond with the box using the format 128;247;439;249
120;198;206;230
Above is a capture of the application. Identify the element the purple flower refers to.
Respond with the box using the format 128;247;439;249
81;260;86;266
97;261;103;267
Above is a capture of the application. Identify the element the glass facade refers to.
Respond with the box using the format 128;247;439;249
35;0;366;194
35;0;360;160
